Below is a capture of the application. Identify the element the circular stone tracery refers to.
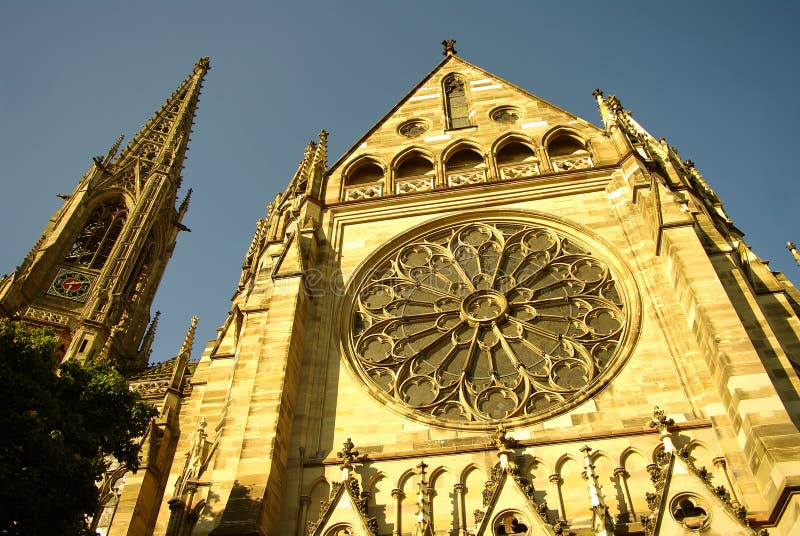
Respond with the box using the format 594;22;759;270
342;216;636;429
461;289;509;325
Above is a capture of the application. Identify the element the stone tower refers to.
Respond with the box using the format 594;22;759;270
113;45;799;535
0;58;209;370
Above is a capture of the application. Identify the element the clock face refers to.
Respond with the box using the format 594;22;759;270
340;213;639;430
48;268;94;302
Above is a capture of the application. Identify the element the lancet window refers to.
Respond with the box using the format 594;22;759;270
65;199;128;269
444;74;471;129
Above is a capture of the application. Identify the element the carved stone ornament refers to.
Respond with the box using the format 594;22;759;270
398;119;430;139
669;494;711;531
490;106;522;124
341;212;639;429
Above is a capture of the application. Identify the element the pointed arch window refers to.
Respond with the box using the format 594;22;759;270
546;133;593;172
496;140;540;180
343;158;385;201
65;199;128;269
395;152;435;194
444;146;486;187
444;75;471;129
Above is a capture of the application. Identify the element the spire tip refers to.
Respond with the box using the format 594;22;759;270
194;56;211;74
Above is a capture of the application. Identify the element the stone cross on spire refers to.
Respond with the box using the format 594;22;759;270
442;39;457;56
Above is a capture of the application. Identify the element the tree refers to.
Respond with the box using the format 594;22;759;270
0;319;157;535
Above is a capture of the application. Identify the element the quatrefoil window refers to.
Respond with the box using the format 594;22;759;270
342;216;637;429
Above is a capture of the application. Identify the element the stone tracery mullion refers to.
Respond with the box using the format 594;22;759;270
404;323;467;375
506;317;565;343
459;326;482;386
429;335;470;381
401;242;475;293
490;323;534;369
512;252;590;292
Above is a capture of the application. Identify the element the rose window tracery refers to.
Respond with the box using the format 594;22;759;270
342;216;636;429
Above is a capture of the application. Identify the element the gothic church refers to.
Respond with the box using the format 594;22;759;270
2;43;799;536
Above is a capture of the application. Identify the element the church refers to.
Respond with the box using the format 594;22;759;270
1;42;798;535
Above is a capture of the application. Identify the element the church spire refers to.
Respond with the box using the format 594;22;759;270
113;57;209;184
0;58;210;371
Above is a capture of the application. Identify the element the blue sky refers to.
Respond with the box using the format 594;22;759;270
2;1;799;363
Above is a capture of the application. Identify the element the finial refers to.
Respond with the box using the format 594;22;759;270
178;315;199;358
97;318;124;364
314;130;329;169
138;310;161;363
492;425;518;451
304;140;316;159
592;88;604;98
178;188;193;215
104;134;125;165
442;39;457;56
649;406;675;432
416;460;428;477
337;437;360;470
194;56;211;74
787;242;800;267
607;94;623;114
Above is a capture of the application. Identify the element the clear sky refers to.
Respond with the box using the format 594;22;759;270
1;1;799;364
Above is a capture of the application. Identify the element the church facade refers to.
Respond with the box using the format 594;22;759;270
3;44;800;535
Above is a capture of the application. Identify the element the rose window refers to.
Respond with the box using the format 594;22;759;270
342;217;635;429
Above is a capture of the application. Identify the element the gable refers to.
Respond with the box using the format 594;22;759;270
326;55;606;205
473;466;555;536
643;455;758;536
308;478;379;536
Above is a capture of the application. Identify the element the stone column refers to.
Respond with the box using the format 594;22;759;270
549;474;565;522
296;495;310;536
614;467;635;523
165;498;186;536
454;483;467;535
391;488;404;536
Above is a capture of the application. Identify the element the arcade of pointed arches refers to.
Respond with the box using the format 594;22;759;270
341;129;593;201
301;439;722;536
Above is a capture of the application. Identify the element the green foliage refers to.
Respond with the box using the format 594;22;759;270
0;319;157;535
